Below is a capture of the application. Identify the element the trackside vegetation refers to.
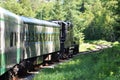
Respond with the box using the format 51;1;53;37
1;0;120;43
34;41;120;80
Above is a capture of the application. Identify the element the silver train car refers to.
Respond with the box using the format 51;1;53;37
0;7;78;79
21;16;60;59
0;7;23;77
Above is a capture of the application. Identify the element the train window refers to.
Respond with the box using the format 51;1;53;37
29;32;33;42
50;33;52;41
44;33;46;41
32;32;34;42
45;33;48;41
29;32;32;42
49;34;51;41
30;32;31;42
48;34;50;41
39;33;40;42
56;33;57;40
55;33;57;41
25;32;29;42
39;33;42;42
10;32;17;47
10;33;13;47
43;33;45;41
47;33;48;41
54;33;56;41
48;34;49;41
20;33;23;41
45;33;47;41
46;34;48;41
28;32;30;42
35;33;38;42
37;34;39;42
52;34;54;41
56;33;58;40
40;33;43;42
34;33;37;41
37;33;39;41
50;34;52;41
37;33;38;42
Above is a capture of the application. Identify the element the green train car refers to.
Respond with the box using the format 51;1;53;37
0;7;23;77
21;16;60;61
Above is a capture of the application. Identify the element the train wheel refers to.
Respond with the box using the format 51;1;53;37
1;70;13;80
51;52;60;62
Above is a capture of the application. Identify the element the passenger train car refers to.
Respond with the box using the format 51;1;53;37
0;7;23;78
0;7;78;80
21;16;60;60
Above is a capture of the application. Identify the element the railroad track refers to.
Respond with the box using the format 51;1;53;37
17;45;112;80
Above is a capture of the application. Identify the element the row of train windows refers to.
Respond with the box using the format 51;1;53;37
5;32;16;47
25;32;59;42
9;32;60;47
10;32;25;47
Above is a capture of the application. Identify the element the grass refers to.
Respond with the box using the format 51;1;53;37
33;40;120;80
80;40;112;52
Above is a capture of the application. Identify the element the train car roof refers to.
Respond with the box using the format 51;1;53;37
21;16;60;27
52;21;67;25
52;21;73;27
0;7;20;20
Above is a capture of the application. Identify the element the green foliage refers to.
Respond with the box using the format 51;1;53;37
113;0;120;41
19;0;35;17
0;0;36;17
36;1;55;20
1;0;22;15
83;0;116;41
0;0;120;42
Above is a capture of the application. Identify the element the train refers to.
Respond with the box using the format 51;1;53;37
0;7;79;79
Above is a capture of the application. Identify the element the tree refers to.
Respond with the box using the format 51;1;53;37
1;0;37;17
50;0;65;20
113;0;120;41
82;0;116;41
1;0;23;15
18;0;36;17
35;1;55;20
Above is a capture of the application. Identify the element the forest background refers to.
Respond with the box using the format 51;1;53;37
0;0;120;43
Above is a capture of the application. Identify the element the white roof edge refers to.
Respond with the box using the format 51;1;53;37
0;7;21;20
20;16;60;27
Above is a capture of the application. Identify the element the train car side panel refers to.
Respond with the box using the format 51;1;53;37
0;7;23;76
21;16;60;60
64;22;74;49
0;11;6;76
